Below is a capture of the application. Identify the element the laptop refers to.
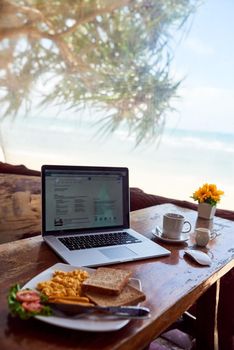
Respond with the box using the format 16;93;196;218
41;165;170;267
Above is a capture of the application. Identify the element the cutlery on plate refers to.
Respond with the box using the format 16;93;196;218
48;302;151;319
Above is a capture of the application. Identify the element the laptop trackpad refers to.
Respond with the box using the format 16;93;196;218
99;246;137;259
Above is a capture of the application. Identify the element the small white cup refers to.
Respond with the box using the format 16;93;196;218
163;213;191;240
195;227;217;247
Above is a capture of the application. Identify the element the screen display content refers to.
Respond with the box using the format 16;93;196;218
44;169;124;232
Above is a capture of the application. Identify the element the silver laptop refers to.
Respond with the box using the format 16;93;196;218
41;165;170;267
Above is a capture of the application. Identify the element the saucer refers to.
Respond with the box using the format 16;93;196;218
152;227;189;243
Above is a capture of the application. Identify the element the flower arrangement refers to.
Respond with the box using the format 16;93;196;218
191;183;224;207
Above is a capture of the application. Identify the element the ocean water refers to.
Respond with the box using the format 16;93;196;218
1;118;233;210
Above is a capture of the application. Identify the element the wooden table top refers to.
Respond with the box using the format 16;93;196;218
0;203;234;350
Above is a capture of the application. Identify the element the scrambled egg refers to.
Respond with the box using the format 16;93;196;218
37;269;89;299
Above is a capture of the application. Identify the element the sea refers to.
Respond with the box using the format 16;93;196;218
1;117;233;211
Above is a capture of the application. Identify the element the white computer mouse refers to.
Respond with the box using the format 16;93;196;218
184;250;212;266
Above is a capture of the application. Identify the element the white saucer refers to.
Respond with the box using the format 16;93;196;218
152;227;189;243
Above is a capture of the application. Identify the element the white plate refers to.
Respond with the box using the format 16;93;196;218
22;263;141;332
152;228;189;243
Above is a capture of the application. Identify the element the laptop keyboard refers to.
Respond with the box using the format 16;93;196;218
59;232;141;251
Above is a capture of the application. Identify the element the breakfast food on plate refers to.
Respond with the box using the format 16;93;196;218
8;266;146;319
49;297;95;306
81;267;132;295
8;284;52;319
37;267;143;307
81;267;145;307
84;284;146;307
37;269;89;300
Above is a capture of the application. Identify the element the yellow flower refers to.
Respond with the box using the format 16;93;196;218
191;183;224;206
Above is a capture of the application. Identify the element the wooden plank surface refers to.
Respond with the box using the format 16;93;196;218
0;204;233;350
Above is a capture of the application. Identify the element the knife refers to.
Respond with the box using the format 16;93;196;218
48;303;151;319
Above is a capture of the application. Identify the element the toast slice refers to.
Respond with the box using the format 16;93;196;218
81;267;131;295
84;284;146;307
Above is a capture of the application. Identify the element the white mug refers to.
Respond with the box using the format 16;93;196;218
163;213;191;240
195;227;217;247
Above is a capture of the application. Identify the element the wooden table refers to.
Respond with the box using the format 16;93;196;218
0;204;233;350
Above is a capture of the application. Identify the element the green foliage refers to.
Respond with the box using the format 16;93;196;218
0;0;201;145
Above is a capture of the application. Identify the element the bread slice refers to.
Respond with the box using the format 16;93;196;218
83;284;146;307
81;267;132;295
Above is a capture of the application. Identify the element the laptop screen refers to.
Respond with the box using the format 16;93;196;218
41;165;130;235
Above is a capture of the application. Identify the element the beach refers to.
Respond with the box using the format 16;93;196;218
1;117;233;211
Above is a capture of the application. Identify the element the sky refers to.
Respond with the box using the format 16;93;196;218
167;0;234;133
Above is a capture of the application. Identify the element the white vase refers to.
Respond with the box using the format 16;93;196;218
198;203;216;220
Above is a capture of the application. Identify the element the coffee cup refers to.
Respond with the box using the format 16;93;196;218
162;213;191;240
195;227;217;247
